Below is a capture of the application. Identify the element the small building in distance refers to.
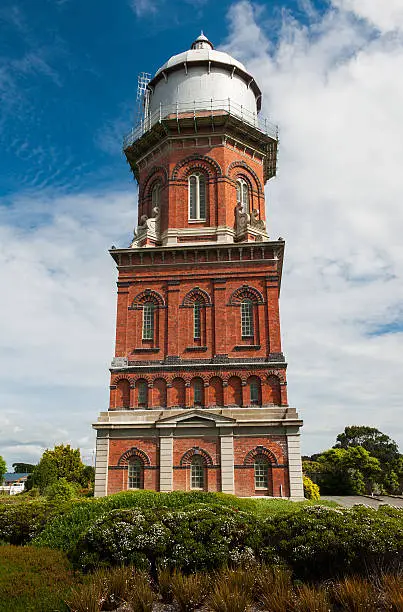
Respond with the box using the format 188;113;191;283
0;473;30;495
93;33;304;499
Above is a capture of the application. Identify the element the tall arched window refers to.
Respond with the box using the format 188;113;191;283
189;174;206;220
191;455;205;489
128;458;143;489
241;299;254;338
248;376;261;405
142;302;155;340
254;455;269;489
193;301;201;339
151;182;160;209
236;178;249;213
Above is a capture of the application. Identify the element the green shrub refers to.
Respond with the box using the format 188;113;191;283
72;504;259;573
44;478;79;501
34;490;258;553
0;500;72;545
303;475;320;501
260;505;403;581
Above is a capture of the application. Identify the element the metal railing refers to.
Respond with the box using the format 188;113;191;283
123;98;278;149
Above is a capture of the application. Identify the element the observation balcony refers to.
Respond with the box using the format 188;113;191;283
123;98;278;150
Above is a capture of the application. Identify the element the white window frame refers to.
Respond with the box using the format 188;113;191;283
241;299;254;338
191;455;205;489
142;302;155;340
128;459;143;489
193;301;201;339
236;178;250;213
254;456;268;489
188;173;206;221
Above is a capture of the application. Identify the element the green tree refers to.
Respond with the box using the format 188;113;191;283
316;446;381;495
334;426;403;493
0;455;6;484
31;444;85;493
335;426;399;464
12;463;36;473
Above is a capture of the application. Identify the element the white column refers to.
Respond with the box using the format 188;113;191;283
159;435;173;492
287;433;304;500
94;434;109;498
220;434;234;494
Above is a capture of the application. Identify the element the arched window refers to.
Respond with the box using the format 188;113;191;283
151;182;160;209
189;174;206;220
191;455;205;489
236;178;249;213
241;299;254;338
137;380;148;407
128;458;143;489
142;302;155;340
254;455;269;489
193;301;201;339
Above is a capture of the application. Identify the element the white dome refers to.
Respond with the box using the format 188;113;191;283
147;34;262;119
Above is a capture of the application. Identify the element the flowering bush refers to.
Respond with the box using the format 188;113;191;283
73;504;259;573
260;504;403;580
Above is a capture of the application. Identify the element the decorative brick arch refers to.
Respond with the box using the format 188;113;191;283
172;154;222;180
132;375;152;385
229;285;264;305
130;289;165;309
266;370;286;384
227;160;263;194
182;287;212;307
243;445;278;466
117;447;151;467
140;166;168;200
113;375;131;384
180;446;214;466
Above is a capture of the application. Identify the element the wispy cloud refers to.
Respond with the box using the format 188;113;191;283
222;0;403;452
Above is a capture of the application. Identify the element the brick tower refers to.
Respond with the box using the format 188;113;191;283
93;34;304;499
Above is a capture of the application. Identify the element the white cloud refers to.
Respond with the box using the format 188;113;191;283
222;0;403;453
130;0;159;17
0;189;136;467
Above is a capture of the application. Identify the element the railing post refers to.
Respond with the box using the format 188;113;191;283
159;102;162;123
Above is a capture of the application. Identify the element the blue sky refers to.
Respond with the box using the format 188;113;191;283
1;0;403;468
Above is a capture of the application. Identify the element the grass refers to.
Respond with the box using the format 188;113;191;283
251;497;338;517
0;545;74;612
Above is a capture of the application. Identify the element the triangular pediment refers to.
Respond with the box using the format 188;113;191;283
156;409;235;427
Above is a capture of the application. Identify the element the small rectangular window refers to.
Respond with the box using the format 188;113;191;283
194;302;201;339
142;303;154;340
128;461;142;489
189;176;197;220
254;460;268;489
191;458;204;489
250;382;259;404
241;300;254;337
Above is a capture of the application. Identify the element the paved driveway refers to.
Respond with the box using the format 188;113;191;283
322;495;403;508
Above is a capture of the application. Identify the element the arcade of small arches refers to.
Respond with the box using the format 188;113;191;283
110;372;285;410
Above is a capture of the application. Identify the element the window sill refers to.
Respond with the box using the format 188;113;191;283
234;345;261;351
132;347;160;353
185;346;208;352
188;219;206;223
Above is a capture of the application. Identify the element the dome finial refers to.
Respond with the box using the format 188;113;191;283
191;32;214;51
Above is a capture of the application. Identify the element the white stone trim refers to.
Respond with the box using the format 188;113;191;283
159;436;173;491
220;435;235;494
286;434;304;500
94;435;109;498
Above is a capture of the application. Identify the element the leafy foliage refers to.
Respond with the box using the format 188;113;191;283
29;444;87;493
12;463;35;474
0;456;6;484
44;478;79;501
260;504;403;581
73;504;259;573
313;446;381;495
302;475;320;500
0;499;72;545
